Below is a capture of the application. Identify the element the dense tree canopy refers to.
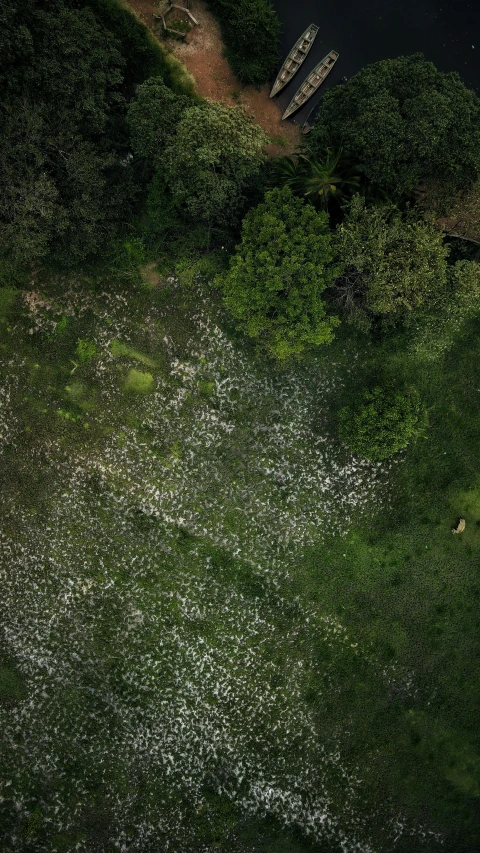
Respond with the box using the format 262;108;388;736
216;187;340;359
0;0;175;266
162;100;267;230
334;195;449;324
308;54;480;198
208;0;281;85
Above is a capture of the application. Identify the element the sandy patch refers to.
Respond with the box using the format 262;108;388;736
125;0;301;156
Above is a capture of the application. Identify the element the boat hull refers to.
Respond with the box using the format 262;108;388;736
270;24;319;98
282;50;339;120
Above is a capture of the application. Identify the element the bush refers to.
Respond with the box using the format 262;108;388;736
338;387;424;460
208;0;281;86
124;369;154;393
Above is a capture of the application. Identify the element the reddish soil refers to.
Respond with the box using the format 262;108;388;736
125;0;301;155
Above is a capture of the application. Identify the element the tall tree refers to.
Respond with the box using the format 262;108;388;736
163;100;267;232
216;186;340;359
0;0;176;266
308;54;480;198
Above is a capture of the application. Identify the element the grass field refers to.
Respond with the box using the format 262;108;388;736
0;263;479;852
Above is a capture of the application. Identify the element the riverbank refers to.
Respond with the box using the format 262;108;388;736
125;0;301;155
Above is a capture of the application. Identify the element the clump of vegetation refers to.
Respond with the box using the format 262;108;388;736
308;54;480;198
208;0;281;85
216;186;340;359
124;368;155;393
338;386;424;460
76;339;97;364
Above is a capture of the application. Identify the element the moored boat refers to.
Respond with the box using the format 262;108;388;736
282;50;339;120
270;24;319;98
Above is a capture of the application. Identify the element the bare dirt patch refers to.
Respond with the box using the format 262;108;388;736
125;0;301;155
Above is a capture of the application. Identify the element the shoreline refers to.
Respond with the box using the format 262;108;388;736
125;0;301;155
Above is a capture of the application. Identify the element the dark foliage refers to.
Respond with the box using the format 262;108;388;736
308;54;480;199
0;0;172;267
208;0;281;86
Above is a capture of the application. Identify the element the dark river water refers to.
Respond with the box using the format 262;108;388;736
271;0;480;124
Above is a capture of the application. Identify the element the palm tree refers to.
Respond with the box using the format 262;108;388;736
270;148;359;211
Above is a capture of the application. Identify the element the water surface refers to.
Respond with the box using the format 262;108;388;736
271;0;480;124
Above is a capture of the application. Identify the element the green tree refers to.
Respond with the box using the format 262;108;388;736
216;186;340;359
163;100;267;232
339;387;424;460
208;0;281;86
308;54;480;198
333;195;449;325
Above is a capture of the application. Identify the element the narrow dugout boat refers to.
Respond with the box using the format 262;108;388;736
269;24;319;98
282;50;339;120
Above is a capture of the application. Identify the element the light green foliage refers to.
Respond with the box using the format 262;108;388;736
207;0;281;86
126;76;191;164
76;339;97;363
124;368;154;393
163;100;267;228
216;187;340;359
410;260;480;360
309;54;480;197
334;195;449;322
339;386;424;460
111;340;156;367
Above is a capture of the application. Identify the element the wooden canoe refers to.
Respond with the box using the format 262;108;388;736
270;24;319;98
282;50;339;120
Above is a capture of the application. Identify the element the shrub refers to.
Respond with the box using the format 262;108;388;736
76;339;97;364
124;369;154;393
338;387;424;460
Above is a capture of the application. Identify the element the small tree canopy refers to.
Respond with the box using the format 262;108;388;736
308;54;480;197
334;195;449;322
216;186;340;360
163;100;267;228
339;387;424;460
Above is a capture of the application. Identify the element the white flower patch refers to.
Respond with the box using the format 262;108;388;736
0;281;436;853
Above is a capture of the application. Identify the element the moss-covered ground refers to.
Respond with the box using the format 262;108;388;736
0;263;479;852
